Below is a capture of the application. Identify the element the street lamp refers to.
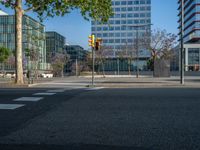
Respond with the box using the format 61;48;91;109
122;23;153;78
180;0;185;85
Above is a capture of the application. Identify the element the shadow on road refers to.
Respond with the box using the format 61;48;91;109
0;144;150;150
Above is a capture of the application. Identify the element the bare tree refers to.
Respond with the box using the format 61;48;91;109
24;31;46;78
7;55;15;68
95;45;114;76
148;29;177;75
51;53;69;77
70;60;91;76
25;47;40;78
119;42;138;75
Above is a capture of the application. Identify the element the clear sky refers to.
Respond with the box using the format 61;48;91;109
0;0;178;49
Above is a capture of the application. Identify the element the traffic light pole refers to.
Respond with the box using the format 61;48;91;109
92;46;95;86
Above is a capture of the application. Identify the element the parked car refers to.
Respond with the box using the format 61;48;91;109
0;73;4;78
40;73;53;78
5;73;12;78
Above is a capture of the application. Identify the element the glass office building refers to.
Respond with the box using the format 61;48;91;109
91;0;151;57
46;31;66;63
178;0;200;71
0;11;46;70
65;45;88;73
65;45;88;61
46;31;65;56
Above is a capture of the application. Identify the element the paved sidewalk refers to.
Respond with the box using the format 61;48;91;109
1;76;200;88
92;76;200;88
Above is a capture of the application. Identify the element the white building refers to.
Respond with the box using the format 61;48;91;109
91;0;151;56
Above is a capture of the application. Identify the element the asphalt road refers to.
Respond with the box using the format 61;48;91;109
0;87;200;150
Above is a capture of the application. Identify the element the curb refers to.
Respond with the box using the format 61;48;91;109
94;83;200;88
0;83;29;88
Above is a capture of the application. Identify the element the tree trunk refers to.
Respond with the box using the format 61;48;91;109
15;0;24;84
61;64;64;77
128;59;131;75
2;63;5;77
153;56;156;77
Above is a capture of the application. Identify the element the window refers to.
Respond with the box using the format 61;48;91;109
128;7;133;11
188;48;200;65
115;1;120;5
115;26;120;30
121;1;126;5
121;7;126;11
121;14;126;18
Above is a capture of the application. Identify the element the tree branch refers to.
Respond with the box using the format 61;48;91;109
24;5;41;12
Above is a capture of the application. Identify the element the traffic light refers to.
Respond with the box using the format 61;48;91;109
95;38;102;51
95;41;100;51
88;35;95;47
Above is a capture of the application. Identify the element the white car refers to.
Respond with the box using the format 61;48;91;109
0;73;4;77
5;73;12;78
41;73;53;78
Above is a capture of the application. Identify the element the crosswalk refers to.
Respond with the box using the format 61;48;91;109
33;93;56;96
0;87;105;110
0;104;25;110
14;97;44;102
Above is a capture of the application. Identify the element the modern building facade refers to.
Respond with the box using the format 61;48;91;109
65;45;88;61
46;31;65;62
0;10;46;70
91;0;151;71
91;0;151;55
65;45;88;73
178;0;200;71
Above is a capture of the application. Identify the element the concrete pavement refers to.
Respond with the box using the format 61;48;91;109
24;76;200;88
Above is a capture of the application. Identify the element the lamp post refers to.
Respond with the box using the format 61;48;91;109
122;24;153;78
180;0;185;85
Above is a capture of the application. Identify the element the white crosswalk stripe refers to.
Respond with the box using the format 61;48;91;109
85;87;105;91
14;97;43;102
33;93;56;96
0;104;25;110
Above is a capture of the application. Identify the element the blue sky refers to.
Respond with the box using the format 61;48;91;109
0;0;178;49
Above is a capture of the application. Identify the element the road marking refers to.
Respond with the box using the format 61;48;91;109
14;97;43;102
47;89;66;93
0;104;25;110
85;87;105;91
33;93;56;96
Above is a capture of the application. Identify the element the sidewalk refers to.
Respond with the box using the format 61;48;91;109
1;76;200;88
0;78;53;88
91;76;200;88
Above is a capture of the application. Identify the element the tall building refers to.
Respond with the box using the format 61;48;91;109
46;31;66;63
65;45;88;73
178;0;200;71
0;10;46;70
91;0;151;57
